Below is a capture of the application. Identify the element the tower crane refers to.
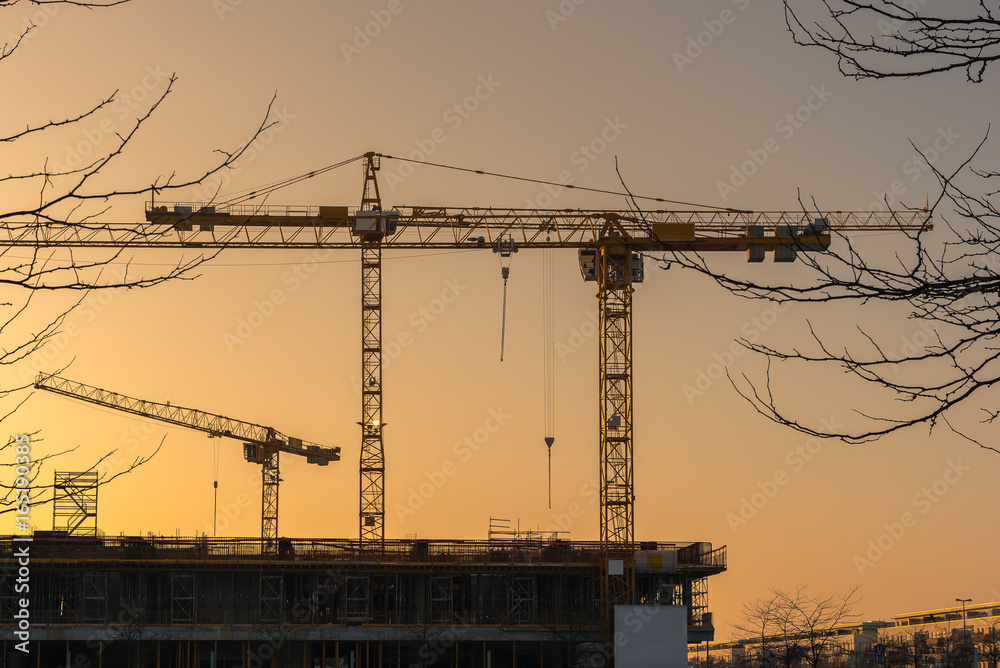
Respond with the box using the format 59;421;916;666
34;374;340;551
6;152;931;625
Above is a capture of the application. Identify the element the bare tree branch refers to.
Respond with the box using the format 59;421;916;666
0;433;166;516
0;0;281;527
655;124;1000;453
784;0;1000;82
0;92;117;143
656;2;1000;451
731;586;861;667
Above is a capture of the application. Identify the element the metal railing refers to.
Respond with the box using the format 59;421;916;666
146;201;337;218
2;535;725;569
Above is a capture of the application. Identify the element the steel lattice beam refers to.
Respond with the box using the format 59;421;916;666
0;207;929;249
598;243;636;636
34;374;338;461
360;241;385;545
359;153;386;546
261;449;280;553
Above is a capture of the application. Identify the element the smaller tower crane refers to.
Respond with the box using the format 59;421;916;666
34;374;340;551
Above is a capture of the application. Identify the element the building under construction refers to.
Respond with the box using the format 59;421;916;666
1;534;725;667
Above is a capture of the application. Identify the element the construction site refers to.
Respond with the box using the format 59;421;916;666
0;153;931;667
1;534;725;666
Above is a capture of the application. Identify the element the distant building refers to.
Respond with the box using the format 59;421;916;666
690;601;1000;667
894;600;1000;632
690;620;894;666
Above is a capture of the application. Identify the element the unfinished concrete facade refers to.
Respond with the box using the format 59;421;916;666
1;535;725;667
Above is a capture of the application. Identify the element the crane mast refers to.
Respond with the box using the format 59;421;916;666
597;233;637;614
8;152;932;637
34;374;340;551
359;154;386;546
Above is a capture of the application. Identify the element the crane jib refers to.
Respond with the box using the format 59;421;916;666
0;205;930;250
33;374;340;462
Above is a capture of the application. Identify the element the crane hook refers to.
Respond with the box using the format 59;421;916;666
494;237;517;361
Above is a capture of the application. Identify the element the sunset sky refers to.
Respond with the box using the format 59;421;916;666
4;0;998;639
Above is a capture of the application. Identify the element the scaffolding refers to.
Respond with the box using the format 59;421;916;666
1;534;725;666
52;471;98;536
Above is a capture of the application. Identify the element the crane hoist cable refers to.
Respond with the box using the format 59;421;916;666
213;436;221;537
500;272;508;362
493;237;518;361
542;225;556;509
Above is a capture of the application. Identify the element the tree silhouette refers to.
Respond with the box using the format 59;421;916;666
654;2;1000;452
783;1;1000;82
729;586;860;667
0;0;277;516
